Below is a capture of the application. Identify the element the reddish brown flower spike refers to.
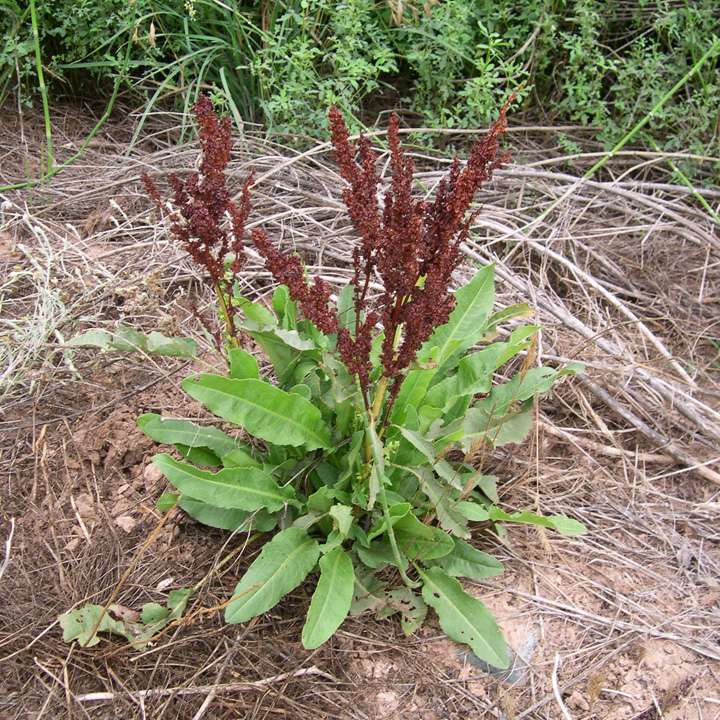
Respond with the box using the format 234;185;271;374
142;95;252;342
327;100;511;392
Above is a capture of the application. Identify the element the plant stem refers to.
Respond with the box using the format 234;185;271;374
0;41;127;193
364;375;389;462
29;0;53;178
370;376;388;422
365;420;419;589
214;282;239;349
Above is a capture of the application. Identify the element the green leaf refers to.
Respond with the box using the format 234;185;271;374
68;327;196;357
229;348;260;380
235;294;277;327
367;502;411;541
301;547;355;649
419;566;509;669
483;303;534;338
225;528;320;624
329;504;354;537
247;329;316;384
138;413;239;458
377;587;428;636
182;374;331;450
436;539;504;579
356;538;403;569
222;447;261;469
272;285;297;329
175;444;221;468
393;512;454;561
289;383;312;400
146;332;197;357
487;507;586;536
418;470;470;538
336;284;357;334
456;501;490;522
59;605;128;647
418;265;495;366
390;368;436;425
179;497;277;531
351;570;387;615
140;603;169;625
156;492;180;513
396;427;463;489
153;454;295;512
424;325;538;410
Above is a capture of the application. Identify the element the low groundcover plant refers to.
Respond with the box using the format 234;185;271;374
61;97;584;666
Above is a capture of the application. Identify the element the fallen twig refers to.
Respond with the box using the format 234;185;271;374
73;666;336;703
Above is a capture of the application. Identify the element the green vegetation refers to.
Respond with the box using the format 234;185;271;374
59;100;585;658
3;0;719;156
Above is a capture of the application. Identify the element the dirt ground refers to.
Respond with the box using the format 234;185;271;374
1;105;719;719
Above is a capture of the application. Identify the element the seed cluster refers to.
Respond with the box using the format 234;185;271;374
142;95;252;340
328;101;511;396
144;95;510;396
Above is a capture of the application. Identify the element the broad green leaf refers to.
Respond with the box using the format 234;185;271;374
397;427;463;489
417;469;470;538
376;587;428;636
367;502;411;541
356;538;403;569
146;332;197;357
289;383;312;400
487;507;586;536
456;501;490;522
483;303;534;337
436;539;504;579
175;444;221;468
301;547;355;648
229;348;259;380
222;447;261;469
393;512;454;561
272;284;297;329
138;413;239;457
182;374;331;450
329;504;354;537
417;265;495;365
156;492;179;512
66;329;114;349
235;294;276;327
59;604;129;647
167;588;192;615
67;326;146;352
336;283;357;333
419;566;509;669
179;497;276;531
247;329;316;384
433;366;574;451
140;603;169;626
153;453;295;511
390;369;437;425
351;570;387;615
475;474;499;503
293;512;325;530
225;528;320;624
490;405;534;446
424;325;538;410
68;327;196;357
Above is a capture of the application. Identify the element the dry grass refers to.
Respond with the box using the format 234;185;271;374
0;104;718;719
